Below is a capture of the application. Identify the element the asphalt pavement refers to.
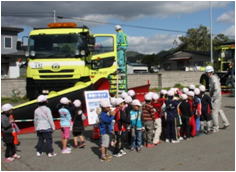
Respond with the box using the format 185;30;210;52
1;95;235;171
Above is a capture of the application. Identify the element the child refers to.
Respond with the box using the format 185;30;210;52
199;85;213;134
187;91;196;137
113;98;128;157
178;94;192;140
130;99;143;152
151;93;162;145
99;100;115;161
34;95;56;157
1;104;21;162
72;99;86;148
142;92;156;148
194;88;202;136
164;90;179;143
59;97;72;154
124;96;132;147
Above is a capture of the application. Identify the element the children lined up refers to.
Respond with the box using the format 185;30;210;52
1;82;228;163
98;84;221;161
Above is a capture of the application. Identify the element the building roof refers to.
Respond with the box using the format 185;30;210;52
169;57;192;61
2;26;24;33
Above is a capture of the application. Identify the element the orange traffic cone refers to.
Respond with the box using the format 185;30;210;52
91;125;100;140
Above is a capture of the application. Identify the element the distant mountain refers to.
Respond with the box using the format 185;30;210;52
126;51;145;63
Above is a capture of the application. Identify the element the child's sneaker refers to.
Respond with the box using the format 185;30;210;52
136;147;142;152
105;154;112;159
66;147;72;151
130;147;135;151
120;149;127;155
13;154;21;159
178;137;184;141
165;139;170;143
36;152;42;157
171;140;180;143
48;153;57;158
62;149;71;154
100;156;111;162
4;157;14;162
113;152;123;157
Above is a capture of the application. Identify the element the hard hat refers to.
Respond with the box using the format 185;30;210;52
124;96;132;103
121;91;128;99
206;66;214;73
73;99;81;107
100;100;112;108
182;87;189;94
60;97;70;104
116;97;125;105
131;99;142;107
199;85;206;92
37;95;47;103
160;90;167;95
187;91;195;97
115;25;122;30
144;92;153;101
180;94;188;100
152;93;160;100
189;84;195;90
2;103;13;112
110;97;117;106
194;88;200;95
128;90;135;97
167;90;175;97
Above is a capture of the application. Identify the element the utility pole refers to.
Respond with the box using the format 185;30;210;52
210;1;213;64
53;10;56;23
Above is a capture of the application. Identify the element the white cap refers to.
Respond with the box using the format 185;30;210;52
160;90;167;95
182;87;189;94
128;90;135;97
100;100;112;108
167;90;175;96
110;97;117;106
115;25;122;30
194;88;200;95
73;99;81;107
124;96;132;103
144;92;153;101
60;97;70;104
199;85;206;92
180;94;188;100
2;103;13;112
206;66;214;73
189;84;195;90
152;93;159;100
131;99;142;106
121;91;128;99
37;95;47;102
116;97;125;105
187;91;195;97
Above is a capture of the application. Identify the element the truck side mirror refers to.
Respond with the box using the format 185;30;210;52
88;37;95;53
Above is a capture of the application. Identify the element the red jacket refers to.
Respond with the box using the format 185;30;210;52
114;107;127;132
151;101;161;119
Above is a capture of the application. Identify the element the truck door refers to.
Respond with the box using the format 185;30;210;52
90;34;117;83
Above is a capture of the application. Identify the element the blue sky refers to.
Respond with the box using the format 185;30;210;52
2;1;235;54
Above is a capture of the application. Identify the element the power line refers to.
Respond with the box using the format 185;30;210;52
57;16;187;34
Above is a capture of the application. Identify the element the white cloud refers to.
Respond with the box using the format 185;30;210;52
128;34;181;54
223;25;235;36
217;11;235;23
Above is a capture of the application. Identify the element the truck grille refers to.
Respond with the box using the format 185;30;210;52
39;69;74;73
40;75;73;78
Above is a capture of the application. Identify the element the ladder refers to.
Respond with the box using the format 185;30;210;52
108;58;128;97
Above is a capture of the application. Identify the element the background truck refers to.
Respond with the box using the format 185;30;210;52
200;41;235;91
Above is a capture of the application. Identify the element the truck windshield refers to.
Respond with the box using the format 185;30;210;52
29;34;87;58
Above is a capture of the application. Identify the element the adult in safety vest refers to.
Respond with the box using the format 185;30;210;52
205;66;230;132
115;25;128;73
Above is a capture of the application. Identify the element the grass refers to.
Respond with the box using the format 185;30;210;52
1;96;29;104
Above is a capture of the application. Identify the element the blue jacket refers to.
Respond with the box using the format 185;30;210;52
99;111;114;135
165;99;179;119
59;107;72;127
117;31;128;50
130;110;143;130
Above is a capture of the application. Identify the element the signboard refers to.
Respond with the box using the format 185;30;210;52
84;90;110;125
